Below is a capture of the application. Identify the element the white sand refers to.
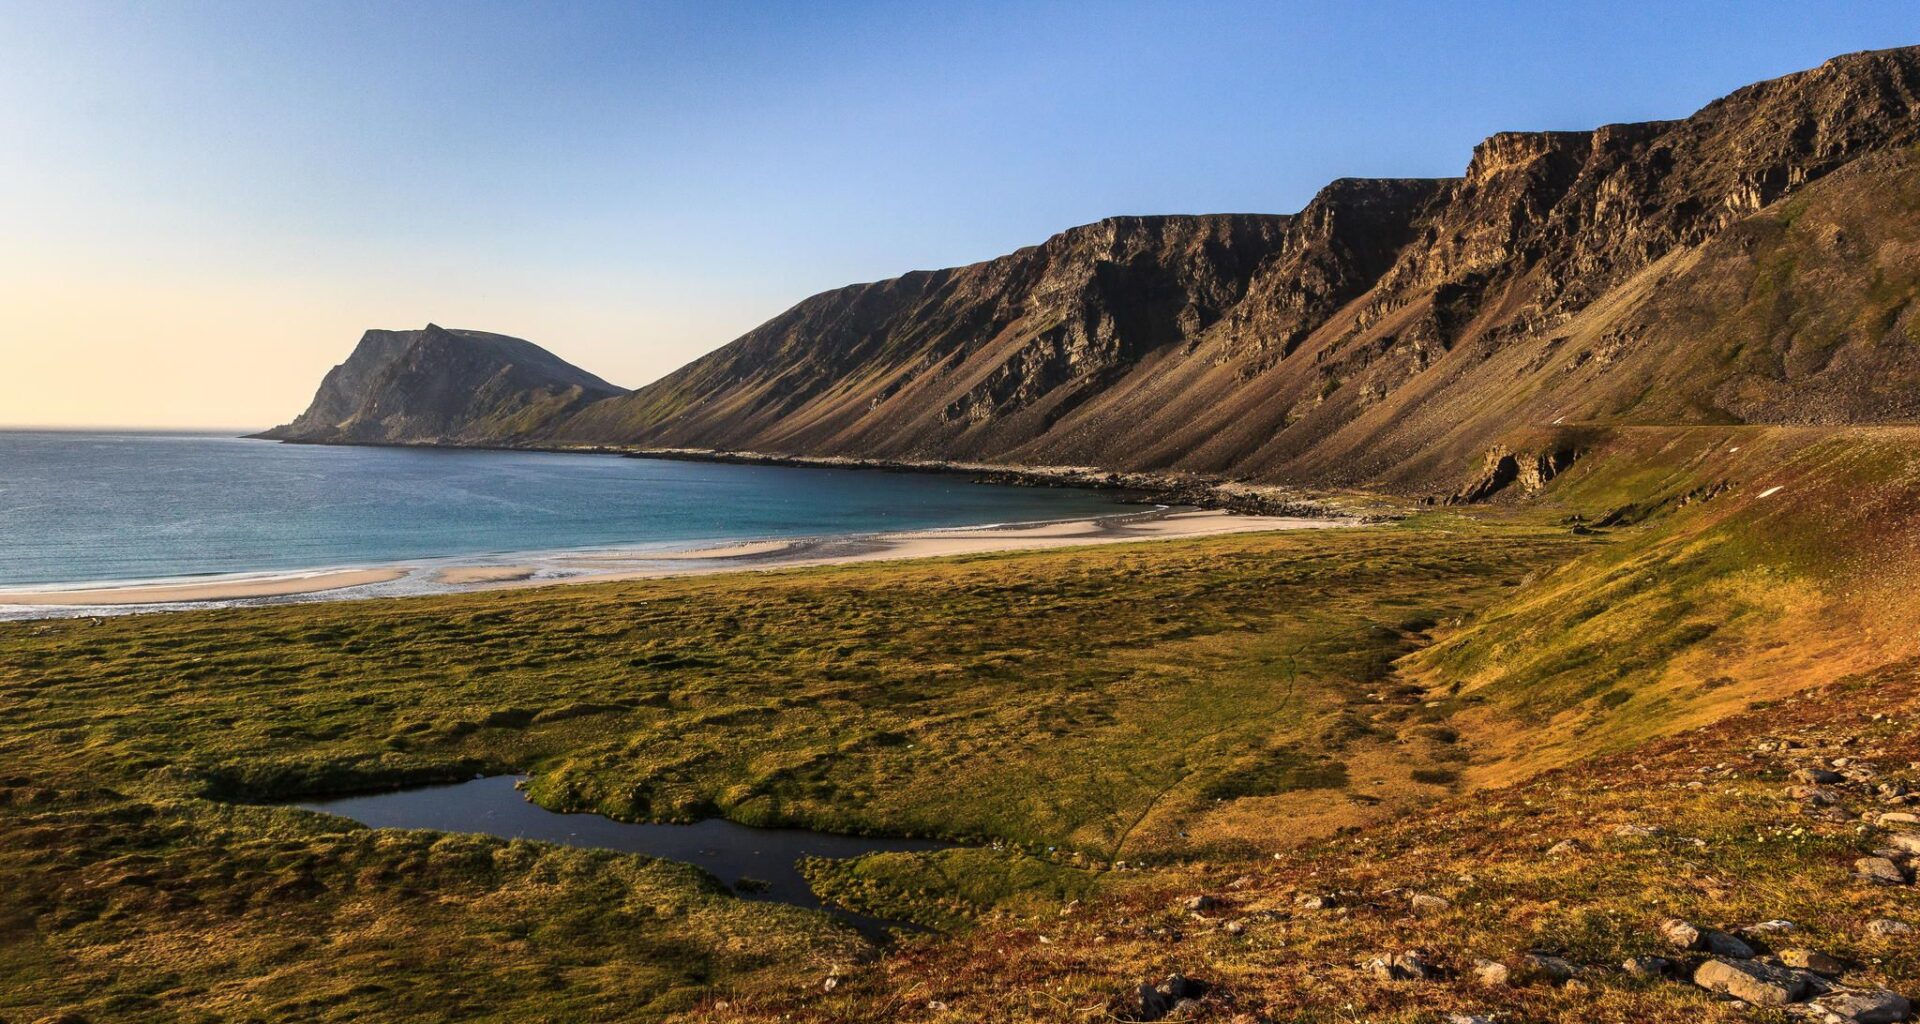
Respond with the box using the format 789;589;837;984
434;565;538;585
2;509;1357;614
0;567;411;606
530;510;1352;588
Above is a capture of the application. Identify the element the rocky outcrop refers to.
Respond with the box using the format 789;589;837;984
1450;443;1580;504
258;325;624;445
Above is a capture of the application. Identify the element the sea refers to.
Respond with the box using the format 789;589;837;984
0;431;1122;610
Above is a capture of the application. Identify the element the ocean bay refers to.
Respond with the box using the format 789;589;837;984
0;431;1120;593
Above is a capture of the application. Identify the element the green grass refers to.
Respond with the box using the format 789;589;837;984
0;523;1579;1022
15;428;1918;1023
1409;425;1920;775
801;848;1103;931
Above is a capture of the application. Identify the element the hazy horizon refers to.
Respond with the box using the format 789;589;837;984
3;1;1916;429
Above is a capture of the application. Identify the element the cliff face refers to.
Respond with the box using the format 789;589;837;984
561;212;1318;452
259;325;625;445
542;47;1920;490
270;47;1920;493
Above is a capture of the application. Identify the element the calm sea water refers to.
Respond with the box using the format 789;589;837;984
0;431;1120;588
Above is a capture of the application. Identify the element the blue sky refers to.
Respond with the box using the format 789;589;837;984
1;1;1915;427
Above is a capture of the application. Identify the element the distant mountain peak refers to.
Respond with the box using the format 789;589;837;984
256;327;624;444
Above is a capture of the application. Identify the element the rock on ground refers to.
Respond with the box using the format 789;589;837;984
1520;954;1577;984
1855;856;1911;886
1129;973;1207;1022
1362;951;1434;982
1781;949;1848;975
1806;988;1913;1024
1705;929;1759;957
1624;955;1674;978
1661;917;1703;949
1694;957;1811;1006
1887;832;1920;856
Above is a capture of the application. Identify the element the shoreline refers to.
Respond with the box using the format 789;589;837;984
0;567;412;607
0;507;1358;618
261;436;1402;521
521;507;1355;590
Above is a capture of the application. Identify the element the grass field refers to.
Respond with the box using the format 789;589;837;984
8;426;1920;1022
0;520;1577;1022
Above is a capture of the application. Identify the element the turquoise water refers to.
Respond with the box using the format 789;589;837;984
0;431;1121;589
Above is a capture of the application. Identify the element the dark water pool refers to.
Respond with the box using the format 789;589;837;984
295;775;953;939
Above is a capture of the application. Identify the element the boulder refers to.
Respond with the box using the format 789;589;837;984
1879;812;1920;827
1294;893;1337;910
1623;955;1674;978
1471;958;1510;987
1661;917;1703;949
1409;893;1450;915
1693;957;1810;1005
1704;929;1758;958
1797;768;1847;785
1781;948;1847;976
1546;839;1585;857
1362;951;1434;982
1886;832;1920;857
1855;857;1910;886
1866;919;1913;937
1809;988;1912;1024
1128;973;1207;1022
1519;953;1577;984
1182;895;1222;913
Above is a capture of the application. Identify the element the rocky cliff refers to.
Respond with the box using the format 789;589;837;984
258;325;624;445
269;47;1920;494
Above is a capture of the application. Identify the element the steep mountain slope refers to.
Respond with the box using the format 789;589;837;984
262;48;1920;495
544;46;1920;491
259;325;625;445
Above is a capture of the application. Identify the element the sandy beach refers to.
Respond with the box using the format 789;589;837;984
433;565;539;585
0;508;1356;615
546;508;1350;588
0;567;411;607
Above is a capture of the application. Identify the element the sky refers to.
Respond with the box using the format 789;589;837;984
1;2;1915;429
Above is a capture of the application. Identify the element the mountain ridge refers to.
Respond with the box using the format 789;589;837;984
266;46;1920;495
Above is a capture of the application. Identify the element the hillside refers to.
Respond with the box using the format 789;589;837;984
532;46;1920;495
259;49;1920;496
258;324;625;445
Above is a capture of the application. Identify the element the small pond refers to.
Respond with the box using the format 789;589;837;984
296;775;954;939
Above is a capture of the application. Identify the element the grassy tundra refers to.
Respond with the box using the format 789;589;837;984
6;426;1920;1022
